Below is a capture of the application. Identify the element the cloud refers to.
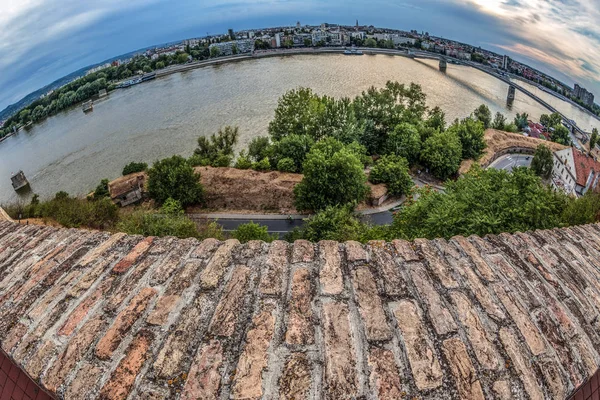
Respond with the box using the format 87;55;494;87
0;0;599;111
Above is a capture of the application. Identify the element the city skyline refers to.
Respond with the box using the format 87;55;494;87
1;0;599;111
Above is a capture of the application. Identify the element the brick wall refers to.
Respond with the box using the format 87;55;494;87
1;221;600;399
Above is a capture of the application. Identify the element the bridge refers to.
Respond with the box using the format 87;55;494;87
410;51;588;142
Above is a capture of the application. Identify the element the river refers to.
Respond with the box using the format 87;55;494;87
0;53;572;204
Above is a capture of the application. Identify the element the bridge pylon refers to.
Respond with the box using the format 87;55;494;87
439;59;447;72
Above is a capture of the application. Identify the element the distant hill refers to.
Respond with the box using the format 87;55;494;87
0;40;182;121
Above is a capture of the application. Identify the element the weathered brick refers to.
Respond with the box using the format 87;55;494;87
345;241;368;263
492;284;546;356
259;240;288;297
493;380;513;400
392;239;419;262
99;330;154;400
442;338;485;400
351;267;391;342
104;255;157;314
147;258;204;326
29;269;82;321
181;340;223;400
112;237;153;274
209;266;251;337
96;287;157;360
537;356;566;399
279;352;312;400
499;327;545;400
189;238;220;259
285;268;314;345
2;322;28;353
199;239;239;290
78;233;126;267
147;295;180;327
409;264;456;335
441;242;505;321
44;315;107;393
150;240;195;286
449;292;502;371
68;256;116;298
24;340;55;380
367;348;403;400
319;241;343;296
153;294;214;379
484;253;541;310
414;239;458;288
451;236;495;282
534;310;583;385
369;242;407;297
392;300;442;391
64;361;103;400
292;240;314;264
58;276;115;336
231;303;276;399
322;301;358;398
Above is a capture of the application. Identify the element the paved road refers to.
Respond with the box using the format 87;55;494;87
487;154;533;172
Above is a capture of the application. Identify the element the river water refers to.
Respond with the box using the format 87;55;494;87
0;53;584;204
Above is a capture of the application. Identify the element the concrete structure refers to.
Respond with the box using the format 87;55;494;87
1;221;600;398
439;58;447;71
552;148;600;196
10;171;29;191
502;54;510;70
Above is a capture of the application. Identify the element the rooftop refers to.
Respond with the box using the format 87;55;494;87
1;220;600;399
571;148;600;188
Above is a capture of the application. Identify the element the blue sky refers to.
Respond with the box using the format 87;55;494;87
1;0;599;111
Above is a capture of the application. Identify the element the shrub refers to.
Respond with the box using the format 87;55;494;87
252;157;271;171
147;155;204;206
235;151;253;169
232;222;277;243
277;158;297;173
122;162;148;175
248;137;272;162
117;210;199;239
369;155;414;196
161;198;184;215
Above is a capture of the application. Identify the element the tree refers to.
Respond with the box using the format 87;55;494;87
364;38;377;48
369;155;413;196
492;112;507;130
420;130;463;180
384;123;421;165
194;126;239;166
590;128;598;151
122;162;148;175
561;192;600;226
293;205;364;242
231;44;239;55
252;157;271;171
93;179;110;200
551;125;571;146
425;106;446;132
540;113;562;128
390;166;568;240
232;222;277;243
530;144;553;180
447;118;486;160
294;138;369;211
156;61;165;69
473;104;492;129
147;155;204;206
514;113;529;130
177;53;189;64
248;136;271;162
210;46;221;58
303;38;312;47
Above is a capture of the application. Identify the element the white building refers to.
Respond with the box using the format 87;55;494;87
392;35;416;46
552;148;600;197
209;39;255;56
275;33;282;48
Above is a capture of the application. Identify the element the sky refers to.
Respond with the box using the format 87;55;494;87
0;0;599;111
